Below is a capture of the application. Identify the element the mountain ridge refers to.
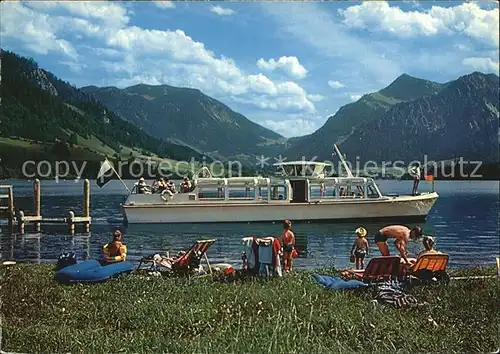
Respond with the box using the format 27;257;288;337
82;83;285;160
284;73;449;159
338;71;499;164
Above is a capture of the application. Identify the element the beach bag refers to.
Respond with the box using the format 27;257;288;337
291;248;298;258
56;252;77;270
349;254;355;263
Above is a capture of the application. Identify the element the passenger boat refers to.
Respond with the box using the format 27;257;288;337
121;145;439;224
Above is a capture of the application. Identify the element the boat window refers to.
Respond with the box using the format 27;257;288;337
270;185;288;200
228;187;255;200
198;187;225;200
259;187;269;200
367;185;380;198
337;184;365;198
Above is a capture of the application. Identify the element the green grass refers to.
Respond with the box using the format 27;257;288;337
1;265;499;353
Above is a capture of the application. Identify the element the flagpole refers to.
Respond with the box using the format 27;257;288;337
106;158;131;194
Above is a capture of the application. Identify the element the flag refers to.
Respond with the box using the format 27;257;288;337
424;175;434;182
96;158;116;188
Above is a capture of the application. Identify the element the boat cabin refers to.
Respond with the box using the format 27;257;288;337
191;162;383;203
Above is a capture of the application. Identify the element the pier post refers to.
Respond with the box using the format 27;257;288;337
33;179;41;232
18;210;25;234
245;186;250;199
83;179;90;232
7;186;14;230
68;210;75;234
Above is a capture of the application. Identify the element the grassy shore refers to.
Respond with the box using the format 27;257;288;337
1;265;499;353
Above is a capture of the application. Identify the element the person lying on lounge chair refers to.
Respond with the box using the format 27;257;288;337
417;236;441;257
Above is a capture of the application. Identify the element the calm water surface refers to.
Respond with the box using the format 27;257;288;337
0;179;498;269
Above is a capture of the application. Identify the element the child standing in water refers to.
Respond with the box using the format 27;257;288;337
350;227;369;269
280;219;295;273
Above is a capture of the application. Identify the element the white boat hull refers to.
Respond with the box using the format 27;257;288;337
122;193;439;224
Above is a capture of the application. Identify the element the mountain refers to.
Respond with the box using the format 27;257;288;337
339;72;499;163
0;50;207;178
285;74;447;160
82;84;285;160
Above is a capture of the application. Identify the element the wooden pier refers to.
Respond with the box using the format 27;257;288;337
0;179;92;233
0;184;15;228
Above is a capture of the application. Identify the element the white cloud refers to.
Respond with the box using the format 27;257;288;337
349;94;362;102
462;57;500;75
328;80;345;89
262;3;402;87
0;1;79;59
262;119;319;138
0;1;316;114
210;6;235;16
154;1;176;9
307;94;325;102
340;2;499;47
61;60;88;73
256;56;308;79
24;0;130;28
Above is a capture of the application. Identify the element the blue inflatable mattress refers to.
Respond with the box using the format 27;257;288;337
312;274;369;290
55;260;134;284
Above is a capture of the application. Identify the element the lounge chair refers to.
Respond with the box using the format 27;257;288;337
407;253;450;283
138;239;216;274
171;239;216;273
343;256;401;283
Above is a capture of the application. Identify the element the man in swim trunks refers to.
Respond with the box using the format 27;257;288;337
373;225;423;264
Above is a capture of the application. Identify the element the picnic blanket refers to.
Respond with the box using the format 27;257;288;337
373;282;427;308
312;274;426;309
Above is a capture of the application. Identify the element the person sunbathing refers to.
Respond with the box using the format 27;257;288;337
103;230;127;262
417;236;441;257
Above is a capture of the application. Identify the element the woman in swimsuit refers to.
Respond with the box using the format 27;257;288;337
373;225;423;264
280;219;295;273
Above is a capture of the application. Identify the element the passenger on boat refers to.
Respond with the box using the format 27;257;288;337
280;219;296;273
350;227;369;270
165;178;176;193
410;162;421;196
136;177;151;194
152;177;164;194
373;225;423;264
180;177;192;193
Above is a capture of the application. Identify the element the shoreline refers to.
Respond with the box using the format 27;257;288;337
1;264;498;353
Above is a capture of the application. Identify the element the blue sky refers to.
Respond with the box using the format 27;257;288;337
1;1;498;137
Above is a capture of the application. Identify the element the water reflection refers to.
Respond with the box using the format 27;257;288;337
0;180;498;269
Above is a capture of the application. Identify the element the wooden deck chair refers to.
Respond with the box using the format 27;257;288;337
171;239;216;274
346;256;401;283
137;239;216;274
408;253;450;283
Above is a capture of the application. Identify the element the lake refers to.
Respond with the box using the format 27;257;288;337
0;179;498;269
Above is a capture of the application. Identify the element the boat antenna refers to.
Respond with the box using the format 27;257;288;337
333;144;354;177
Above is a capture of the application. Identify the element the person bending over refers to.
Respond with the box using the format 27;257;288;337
373;225;423;264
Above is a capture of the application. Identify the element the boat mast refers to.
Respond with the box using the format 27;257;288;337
333;144;354;177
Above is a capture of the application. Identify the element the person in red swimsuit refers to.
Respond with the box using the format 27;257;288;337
280;219;296;273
